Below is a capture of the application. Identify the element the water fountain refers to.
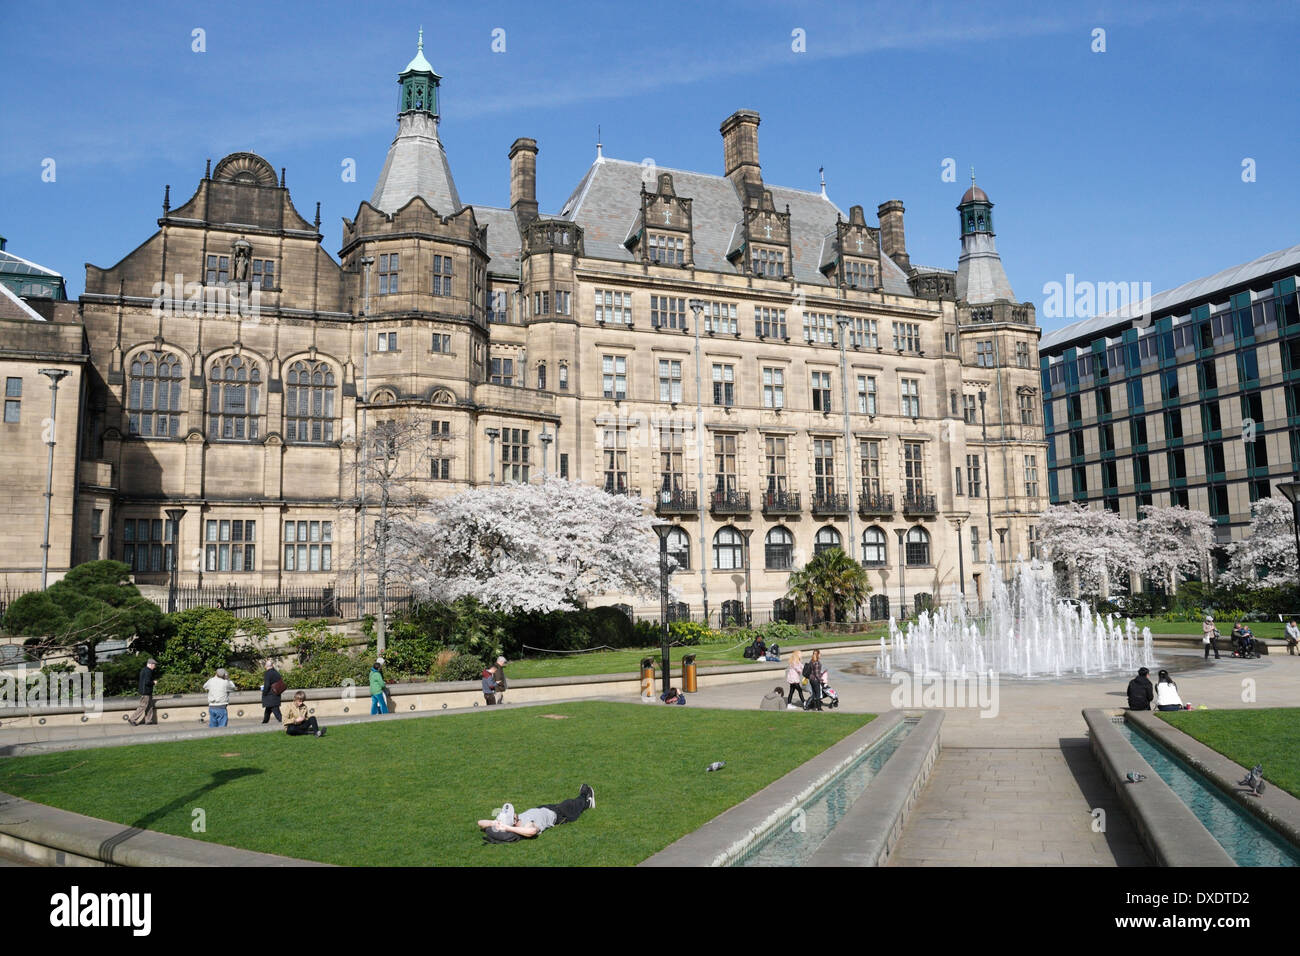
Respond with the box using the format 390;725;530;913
881;554;1154;679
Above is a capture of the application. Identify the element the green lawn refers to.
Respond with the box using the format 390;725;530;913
0;701;873;866
1131;618;1286;639
1156;708;1300;799
506;630;881;680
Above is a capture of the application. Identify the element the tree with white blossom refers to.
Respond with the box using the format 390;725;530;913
1037;502;1143;599
1136;505;1215;596
1222;496;1298;589
388;477;661;613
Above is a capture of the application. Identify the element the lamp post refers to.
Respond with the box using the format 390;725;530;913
652;523;675;697
997;526;1009;580
895;527;907;620
688;298;710;625
739;527;754;626
38;368;69;590
165;508;187;613
952;516;967;602
835;314;857;550
1278;478;1300;592
358;255;374;617
539;430;554;477
485;428;500;486
978;388;994;547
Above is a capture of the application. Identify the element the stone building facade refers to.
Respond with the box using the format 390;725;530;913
18;38;1048;618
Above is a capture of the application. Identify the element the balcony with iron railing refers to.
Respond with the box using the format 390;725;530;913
709;488;751;515
654;488;698;515
902;493;938;516
761;490;802;516
858;491;894;517
810;492;850;516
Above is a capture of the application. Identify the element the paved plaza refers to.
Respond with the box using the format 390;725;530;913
0;645;1294;866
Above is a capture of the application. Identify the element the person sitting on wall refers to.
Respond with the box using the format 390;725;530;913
1125;667;1153;711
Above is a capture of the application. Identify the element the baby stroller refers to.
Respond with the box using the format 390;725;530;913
804;675;841;710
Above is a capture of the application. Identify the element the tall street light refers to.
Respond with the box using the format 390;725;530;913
539;429;554;477
652;523;675;697
358;255;374;617
997;526;1009;581
978;388;994;546
485;428;500;485
38;368;69;590
952;516;967;603
165;508;187;613
1278;477;1300;593
688;298;710;624
895;527;907;620
739;527;754;626
835;314;857;552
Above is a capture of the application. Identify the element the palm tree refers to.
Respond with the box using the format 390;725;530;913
787;548;870;623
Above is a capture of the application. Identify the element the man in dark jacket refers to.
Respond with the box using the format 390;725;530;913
1126;667;1153;710
261;660;283;724
128;658;158;725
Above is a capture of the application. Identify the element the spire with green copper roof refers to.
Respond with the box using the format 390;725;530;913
398;28;441;119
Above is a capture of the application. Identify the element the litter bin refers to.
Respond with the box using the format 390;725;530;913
640;657;656;698
681;654;698;693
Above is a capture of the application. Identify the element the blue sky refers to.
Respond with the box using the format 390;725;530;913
1;0;1297;334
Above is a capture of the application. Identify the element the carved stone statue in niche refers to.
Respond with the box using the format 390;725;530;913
232;238;252;282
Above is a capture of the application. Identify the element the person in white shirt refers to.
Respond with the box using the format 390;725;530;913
1286;618;1299;656
203;668;238;728
1154;670;1183;711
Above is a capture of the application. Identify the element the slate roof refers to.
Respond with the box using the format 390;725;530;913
556;157;912;292
470;204;522;278
0;283;46;321
369;113;462;218
956;233;1017;304
1041;241;1300;351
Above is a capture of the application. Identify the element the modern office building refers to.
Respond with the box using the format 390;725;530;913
2;37;1048;618
1039;243;1300;564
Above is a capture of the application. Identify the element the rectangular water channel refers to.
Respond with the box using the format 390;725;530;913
730;719;914;867
1118;720;1300;867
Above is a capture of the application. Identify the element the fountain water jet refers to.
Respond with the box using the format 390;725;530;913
881;554;1153;679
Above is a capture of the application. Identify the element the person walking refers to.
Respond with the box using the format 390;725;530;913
1286;618;1299;656
1126;667;1154;710
203;667;238;728
369;658;389;714
1202;616;1221;661
127;658;159;726
261;660;284;724
784;649;807;709
494;656;508;704
482;665;498;706
1154;670;1184;711
283;691;324;737
807;649;826;711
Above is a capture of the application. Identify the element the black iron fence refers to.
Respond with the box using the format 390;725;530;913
163;584;414;620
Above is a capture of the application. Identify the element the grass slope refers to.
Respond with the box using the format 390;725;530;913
1157;707;1300;799
507;631;881;680
0;701;872;866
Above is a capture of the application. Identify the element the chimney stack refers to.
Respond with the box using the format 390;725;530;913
720;110;762;194
877;200;909;272
509;137;539;227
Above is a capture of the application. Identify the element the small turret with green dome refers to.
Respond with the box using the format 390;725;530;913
958;169;994;237
399;28;441;120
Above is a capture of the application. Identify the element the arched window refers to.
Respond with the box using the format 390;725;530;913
207;354;262;440
713;526;745;570
905;526;931;567
765;526;794;570
666;527;691;571
128;350;184;436
371;388;396;405
285;359;336;442
862;526;887;566
536;362;547;391
814;526;842;556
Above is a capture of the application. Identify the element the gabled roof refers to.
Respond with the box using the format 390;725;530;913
1040;241;1300;350
0;283;47;321
469;204;522;278
0;248;62;279
556;157;911;291
369;112;462;218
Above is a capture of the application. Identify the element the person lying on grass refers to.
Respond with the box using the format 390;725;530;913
478;784;596;842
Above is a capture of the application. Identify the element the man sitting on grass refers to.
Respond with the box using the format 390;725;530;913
478;784;596;842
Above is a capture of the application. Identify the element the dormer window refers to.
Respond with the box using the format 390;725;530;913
648;234;684;264
843;260;875;290
752;247;785;278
